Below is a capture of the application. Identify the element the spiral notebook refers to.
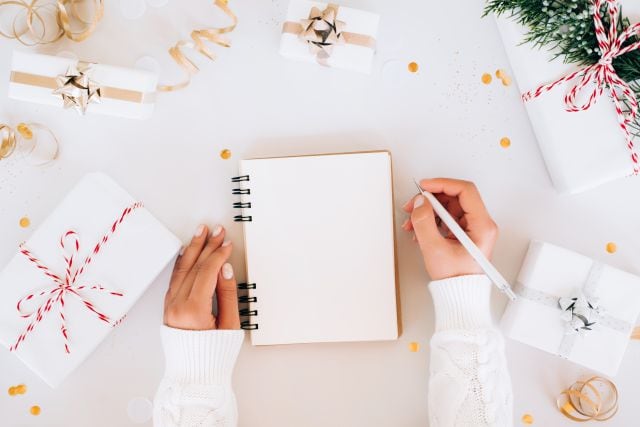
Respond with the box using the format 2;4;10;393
232;151;400;345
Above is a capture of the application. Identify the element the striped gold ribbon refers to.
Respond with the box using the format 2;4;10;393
10;69;156;104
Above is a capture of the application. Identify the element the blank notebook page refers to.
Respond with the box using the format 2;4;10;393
238;152;398;345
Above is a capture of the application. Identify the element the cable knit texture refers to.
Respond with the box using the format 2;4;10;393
428;275;513;427
153;327;244;427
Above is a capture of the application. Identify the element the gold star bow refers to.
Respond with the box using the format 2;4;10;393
52;63;102;114
299;5;346;60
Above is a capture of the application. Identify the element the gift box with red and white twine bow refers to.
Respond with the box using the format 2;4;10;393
0;173;181;387
494;0;640;194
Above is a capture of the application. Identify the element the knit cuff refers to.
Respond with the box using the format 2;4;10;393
428;275;493;331
160;326;245;385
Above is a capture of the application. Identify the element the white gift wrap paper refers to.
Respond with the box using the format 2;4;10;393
501;241;640;376
8;51;158;119
0;173;181;387
494;3;640;194
279;0;379;73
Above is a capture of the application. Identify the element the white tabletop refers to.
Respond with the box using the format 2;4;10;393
1;1;640;426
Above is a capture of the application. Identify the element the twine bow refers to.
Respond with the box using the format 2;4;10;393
53;62;102;114
10;202;142;354
522;0;640;173
559;292;601;335
299;5;346;62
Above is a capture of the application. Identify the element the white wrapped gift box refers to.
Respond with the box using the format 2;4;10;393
9;51;158;119
279;0;379;73
0;173;181;387
494;2;640;194
502;241;640;376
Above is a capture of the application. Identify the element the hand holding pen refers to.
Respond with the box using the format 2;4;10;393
403;178;516;300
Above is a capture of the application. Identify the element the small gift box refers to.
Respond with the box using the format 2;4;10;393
0;173;181;387
279;1;379;73
502;241;640;376
8;51;158;119
493;1;640;194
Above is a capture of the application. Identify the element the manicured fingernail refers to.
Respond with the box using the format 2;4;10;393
222;240;231;247
194;224;205;237
222;263;234;280
413;196;424;209
211;224;223;237
179;246;185;256
401;219;409;228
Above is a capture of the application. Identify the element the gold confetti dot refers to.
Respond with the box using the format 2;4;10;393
220;149;232;160
500;137;511;148
606;242;617;254
15;384;26;395
30;405;41;416
19;216;31;228
408;342;420;352
407;61;419;73
8;386;16;396
16;123;33;139
496;69;506;79
481;73;493;84
501;76;512;86
521;413;534;424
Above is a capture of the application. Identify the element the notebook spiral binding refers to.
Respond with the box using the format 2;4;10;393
233;174;258;330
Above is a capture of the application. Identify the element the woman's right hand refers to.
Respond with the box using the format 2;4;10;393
402;178;498;281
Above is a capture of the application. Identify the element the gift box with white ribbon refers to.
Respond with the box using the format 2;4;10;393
502;241;640;376
0;173;181;387
8;51;158;119
279;0;379;73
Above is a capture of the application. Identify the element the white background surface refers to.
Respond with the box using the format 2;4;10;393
1;1;640;426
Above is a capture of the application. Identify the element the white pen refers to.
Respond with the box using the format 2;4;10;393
413;179;517;301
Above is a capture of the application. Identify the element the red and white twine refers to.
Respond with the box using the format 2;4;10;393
522;0;640;172
10;202;142;354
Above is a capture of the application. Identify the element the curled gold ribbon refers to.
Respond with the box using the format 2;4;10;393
157;0;237;92
0;0;103;45
557;377;619;422
0;122;59;165
0;124;17;160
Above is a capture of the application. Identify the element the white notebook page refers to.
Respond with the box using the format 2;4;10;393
238;152;398;345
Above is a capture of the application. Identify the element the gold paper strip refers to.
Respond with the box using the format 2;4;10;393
157;0;237;92
0;0;103;45
632;326;640;340
10;71;156;104
282;22;376;50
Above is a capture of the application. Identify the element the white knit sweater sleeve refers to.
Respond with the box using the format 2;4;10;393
153;326;244;427
428;275;513;427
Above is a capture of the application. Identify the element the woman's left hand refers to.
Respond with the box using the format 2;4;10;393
163;224;240;330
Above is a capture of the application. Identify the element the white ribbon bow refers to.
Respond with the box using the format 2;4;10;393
558;292;602;335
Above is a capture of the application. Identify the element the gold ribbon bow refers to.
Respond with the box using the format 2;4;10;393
53;62;101;114
282;3;376;67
